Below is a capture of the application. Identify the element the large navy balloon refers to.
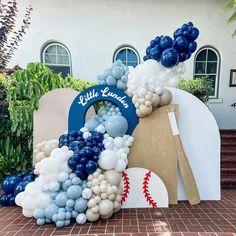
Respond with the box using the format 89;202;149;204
2;176;21;194
160;48;179;68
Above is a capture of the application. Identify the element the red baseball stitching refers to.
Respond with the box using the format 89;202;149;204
143;171;157;208
121;171;130;205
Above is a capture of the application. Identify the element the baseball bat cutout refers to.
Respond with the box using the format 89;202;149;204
166;107;200;205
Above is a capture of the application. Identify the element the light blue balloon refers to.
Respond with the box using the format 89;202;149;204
52;214;58;222
50;192;58;200
107;111;111;116
64;220;71;226
55;192;68;207
125;71;129;76
67;185;82;200
69;173;77;179
105;115;128;137
72;177;82;185
104;68;112;77
100;80;106;85
102;115;108;121
57;212;66;221
121;75;128;83
46;218;52;223
66;199;75;208
45;203;59;219
56;220;64;228
61;182;68;191
66;206;73;212
98;108;107;117
82;181;87;189
33;208;45;219
65;212;71;220
114;60;123;65
115;107;120;112
111;111;116;116
117;112;122;116
85;118;100;131
58;208;66;213
64;179;72;188
74;197;88;213
116;80;127;90
36;218;46;225
97;75;102;81
112;66;124;79
106;76;117;86
71;210;78;218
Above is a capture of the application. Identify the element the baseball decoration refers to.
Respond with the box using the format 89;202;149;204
120;168;169;208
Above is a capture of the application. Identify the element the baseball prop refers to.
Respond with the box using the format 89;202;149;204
166;107;200;205
128;104;179;204
120;168;168;208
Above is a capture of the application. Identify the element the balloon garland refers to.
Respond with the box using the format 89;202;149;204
0;22;200;228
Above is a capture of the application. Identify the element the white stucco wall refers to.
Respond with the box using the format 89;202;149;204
6;0;236;129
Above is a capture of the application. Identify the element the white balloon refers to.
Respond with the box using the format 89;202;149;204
15;192;25;206
22;209;34;218
98;150;118;170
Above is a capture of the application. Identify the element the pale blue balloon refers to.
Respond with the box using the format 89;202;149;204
58;208;66;213
65;206;73;212
56;220;64;228
104;68;112;77
121;75;128;83
85;118;100;131
106;76;117;86
64;179;72;188
55;192;68;207
112;66;123;79
105;115;128;137
45;203;59;219
57;212;66;221
52;214;58;222
71;210;78;218
50;192;57;200
98;108;107;117
36;218;46;225
100;80;106;85
74;197;88;213
65;212;71;220
72;177;82;185
67;185;82;199
82;181;87;189
69;173;77;179
66;199;75;208
64;220;71;226
112;111;116;116
116;80;127;90
33;208;45;219
46;218;52;223
102;115;108;121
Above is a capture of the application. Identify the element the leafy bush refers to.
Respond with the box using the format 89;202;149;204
223;0;236;37
178;77;213;103
0;63;95;181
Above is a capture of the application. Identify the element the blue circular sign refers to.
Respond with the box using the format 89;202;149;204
68;85;138;135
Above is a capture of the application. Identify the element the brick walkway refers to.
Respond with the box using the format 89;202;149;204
0;190;235;236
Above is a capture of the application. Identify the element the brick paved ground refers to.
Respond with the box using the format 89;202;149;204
0;190;235;236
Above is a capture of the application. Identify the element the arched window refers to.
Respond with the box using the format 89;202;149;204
42;42;72;77
113;46;140;67
194;47;220;98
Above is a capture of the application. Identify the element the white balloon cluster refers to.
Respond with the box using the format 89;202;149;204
86;168;122;222
98;134;134;172
127;59;186;96
15;147;73;218
33;139;58;163
132;84;172;118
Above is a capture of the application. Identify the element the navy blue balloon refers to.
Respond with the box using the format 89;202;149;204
85;161;97;174
146;46;152;54
181;23;188;31
93;147;101;156
182;30;190;39
173;28;183;39
8;194;15;206
59;134;68;143
75;171;87;180
143;55;150;61
76;164;85;171
23;175;35;182
160;48;179;68
150;40;156;47
188;41;197;53
97;142;104;149
154;36;162;44
150;46;162;60
14;180;29;196
68;141;80;151
190;27;199;40
79;149;86;157
79;157;87;164
69;131;79;138
2;176;22;194
160;36;173;49
92;155;99;162
68;158;77;170
174;36;189;52
0;194;9;206
179;52;190;62
187;21;193;26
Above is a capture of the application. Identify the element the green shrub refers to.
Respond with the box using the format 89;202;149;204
178;77;213;103
0;63;95;181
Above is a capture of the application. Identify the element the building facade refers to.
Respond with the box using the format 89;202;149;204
8;0;236;129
